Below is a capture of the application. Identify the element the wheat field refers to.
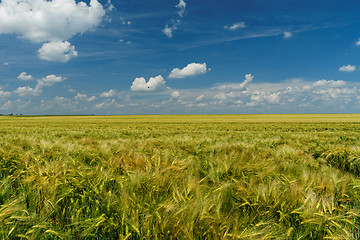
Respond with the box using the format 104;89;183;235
0;114;360;239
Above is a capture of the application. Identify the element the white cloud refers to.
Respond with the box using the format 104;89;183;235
17;72;33;81
224;22;246;31
313;79;346;87
211;74;254;103
248;90;281;105
0;0;105;43
14;86;38;96
7;74;360;114
0;100;12;110
339;64;356;72
356;38;360;46
75;93;96;102
100;89;116;97
239;74;254;89
309;79;353;100
163;0;186;38
168;63;208;79
312;85;356;100
131;75;166;91
38;41;78;62
283;31;292;39
171;91;180;98
94;99;124;110
120;17;131;25
0;0;106;61
3;62;9;66
214;92;235;101
38;75;64;87
217;73;254;91
119;39;132;44
265;92;281;103
163;24;178;38
176;0;186;17
15;74;64;96
0;88;11;98
195;94;204;101
75;93;86;99
55;96;65;101
95;102;105;109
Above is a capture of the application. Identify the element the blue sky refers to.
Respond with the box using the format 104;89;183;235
0;0;360;115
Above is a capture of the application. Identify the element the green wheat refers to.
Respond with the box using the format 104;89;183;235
0;114;359;239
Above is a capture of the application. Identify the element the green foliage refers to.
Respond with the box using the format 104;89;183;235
0;114;359;239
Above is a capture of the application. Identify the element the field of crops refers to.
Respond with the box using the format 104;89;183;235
1;114;360;239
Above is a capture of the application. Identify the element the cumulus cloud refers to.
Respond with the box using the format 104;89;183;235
313;79;346;87
0;88;11;98
131;75;166;91
38;41;78;62
214;92;235;101
209;74;255;103
125;75;358;113
283;31;292;39
94;99;123;110
0;0;105;42
312;88;355;100
195;94;204;101
14;74;65;96
17;72;33;81
8;76;360;114
163;24;177;38
243;78;356;108
0;100;12;110
356;38;360;46
0;0;106;62
95;102;105;109
176;0;186;17
239;74;254;89
216;73;254;91
14;86;38;96
248;90;281;106
55;96;65;101
224;22;246;31
75;93;96;102
120;17;131;25
339;64;356;72
100;89;116;97
171;91;180;98
119;39;132;45
163;0;186;38
168;63;208;79
265;92;281;103
38;75;64;88
310;80;356;100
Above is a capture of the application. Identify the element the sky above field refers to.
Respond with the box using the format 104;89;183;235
0;0;360;115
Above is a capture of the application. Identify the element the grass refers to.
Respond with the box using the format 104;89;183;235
0;114;360;239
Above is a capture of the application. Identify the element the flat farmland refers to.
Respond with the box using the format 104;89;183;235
1;114;360;239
